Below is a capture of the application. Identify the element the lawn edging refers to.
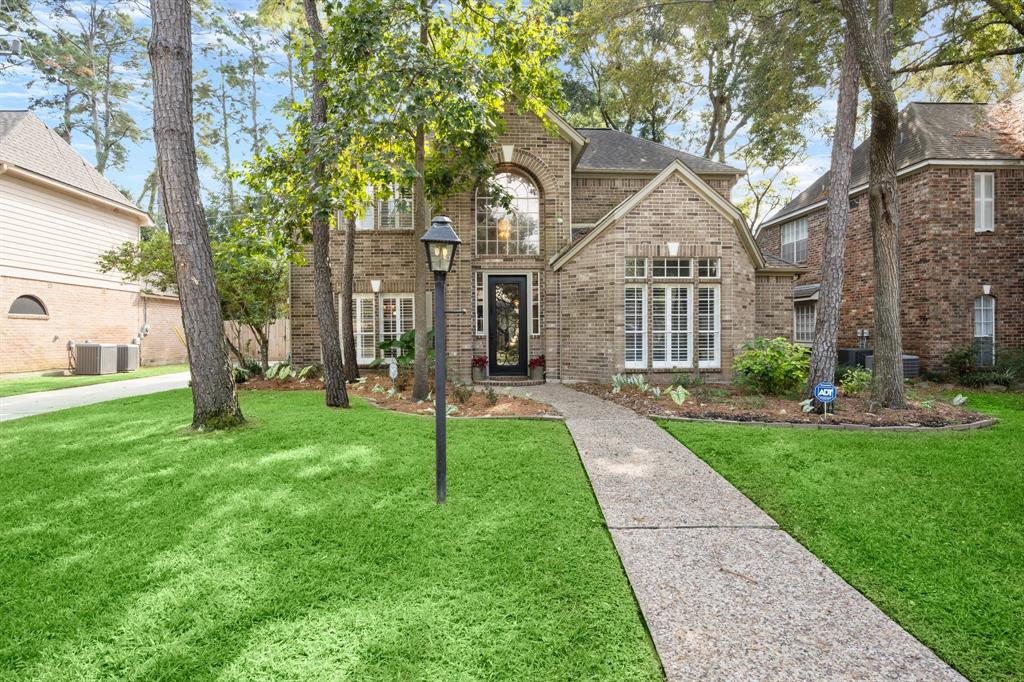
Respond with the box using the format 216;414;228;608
651;414;998;432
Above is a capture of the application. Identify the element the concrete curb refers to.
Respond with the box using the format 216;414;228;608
650;414;998;432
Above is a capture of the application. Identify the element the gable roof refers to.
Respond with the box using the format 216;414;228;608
574;128;741;175
552;158;796;273
0;110;143;213
764;101;1024;228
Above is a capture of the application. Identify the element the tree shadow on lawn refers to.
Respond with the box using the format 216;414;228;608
0;389;661;681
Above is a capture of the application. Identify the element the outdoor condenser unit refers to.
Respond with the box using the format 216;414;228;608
117;344;140;372
76;343;118;375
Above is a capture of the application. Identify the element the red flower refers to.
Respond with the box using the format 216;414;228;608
472;355;488;368
528;355;546;369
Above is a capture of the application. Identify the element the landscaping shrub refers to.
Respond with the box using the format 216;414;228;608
731;337;810;396
452;381;472;404
298;362;323;382
484;387;498;405
839;367;872;396
942;344;1018;388
942;345;976;382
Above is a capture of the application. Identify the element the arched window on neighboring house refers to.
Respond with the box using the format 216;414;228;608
974;294;996;366
8;295;47;317
475;171;540;256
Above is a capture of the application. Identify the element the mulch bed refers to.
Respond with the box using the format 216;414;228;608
239;371;558;418
574;383;988;428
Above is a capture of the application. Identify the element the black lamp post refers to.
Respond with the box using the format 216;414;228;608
421;216;461;504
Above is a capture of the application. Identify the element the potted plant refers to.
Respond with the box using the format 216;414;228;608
471;355;487;382
529;355;546;381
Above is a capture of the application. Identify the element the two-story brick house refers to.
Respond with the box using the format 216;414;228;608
756;101;1024;372
290;107;802;383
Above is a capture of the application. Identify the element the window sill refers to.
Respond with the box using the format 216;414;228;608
8;314;49;320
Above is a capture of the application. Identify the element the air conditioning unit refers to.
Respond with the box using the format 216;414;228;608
76;343;118;375
864;354;920;379
117;344;140;372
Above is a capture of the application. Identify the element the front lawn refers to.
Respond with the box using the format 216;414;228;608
0;390;660;680
661;392;1024;681
0;363;190;398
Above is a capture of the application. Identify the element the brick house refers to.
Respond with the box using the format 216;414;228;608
290;107;801;383
756;101;1024;372
0;111;187;373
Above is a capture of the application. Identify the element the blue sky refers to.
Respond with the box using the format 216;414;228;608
0;2;929;220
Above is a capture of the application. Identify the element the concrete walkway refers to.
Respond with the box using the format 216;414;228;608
0;372;191;422
523;383;963;681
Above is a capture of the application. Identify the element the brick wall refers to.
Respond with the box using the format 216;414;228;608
755;274;796;339
756;165;1024;369
571;173;735;225
0;277;188;373
558;173;759;383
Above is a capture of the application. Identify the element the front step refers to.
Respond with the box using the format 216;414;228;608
473;377;545;387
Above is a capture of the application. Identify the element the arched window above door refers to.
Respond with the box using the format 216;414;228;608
475;172;540;256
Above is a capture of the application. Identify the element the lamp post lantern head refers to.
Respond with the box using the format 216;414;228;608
421;215;461;273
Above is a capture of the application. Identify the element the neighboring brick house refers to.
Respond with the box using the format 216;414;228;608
0;111;187;373
757;101;1024;372
291;107;801;383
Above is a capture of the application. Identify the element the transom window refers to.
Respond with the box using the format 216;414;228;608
782;218;808;263
794;301;816;344
625;257;647;279
652;258;690;279
974;172;995;232
698;258;719;278
8;295;47;316
476;172;540;255
974;294;995;366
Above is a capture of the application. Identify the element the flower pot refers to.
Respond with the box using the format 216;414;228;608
530;366;545;381
472;366;486;383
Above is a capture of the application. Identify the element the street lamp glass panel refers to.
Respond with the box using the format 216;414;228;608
428;242;455;272
420;216;461;273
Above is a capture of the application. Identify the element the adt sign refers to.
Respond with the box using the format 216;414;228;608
814;381;837;404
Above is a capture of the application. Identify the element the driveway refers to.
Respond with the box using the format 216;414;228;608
0;372;191;422
523;383;963;681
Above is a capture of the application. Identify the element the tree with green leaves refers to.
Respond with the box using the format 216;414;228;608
15;0;144;173
320;0;565;401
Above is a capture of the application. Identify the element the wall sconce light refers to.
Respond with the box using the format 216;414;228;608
370;279;382;293
667;242;680;257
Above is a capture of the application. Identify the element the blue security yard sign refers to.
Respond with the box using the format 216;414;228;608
814;381;837;404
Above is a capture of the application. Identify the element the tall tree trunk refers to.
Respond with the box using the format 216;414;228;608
411;0;430;401
341;215;359;381
148;0;243;430
301;0;349;408
807;29;860;403
839;0;907;409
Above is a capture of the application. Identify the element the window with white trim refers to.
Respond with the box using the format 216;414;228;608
697;286;720;368
794;301;816;344
652;285;690;368
781;218;808;263
697;258;719;278
625;257;647;279
351;295;377;365
476;172;540;255
624;285;646;368
381;294;414;357
354;185;413;231
974;172;995;232
531;273;540;336
474;271;485;336
652;258;690;279
974;295;995;366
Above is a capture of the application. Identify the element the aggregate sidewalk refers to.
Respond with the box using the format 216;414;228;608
0;372;191;422
522;383;963;681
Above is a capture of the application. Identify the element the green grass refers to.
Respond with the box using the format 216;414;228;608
0;364;190;398
660;393;1024;682
0;390;660;681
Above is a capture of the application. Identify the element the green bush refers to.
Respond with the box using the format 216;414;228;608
943;345;976;382
732;337;810;396
959;369;1015;389
942;345;1018;388
839;367;872;396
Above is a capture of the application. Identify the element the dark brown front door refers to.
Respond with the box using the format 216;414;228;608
488;275;528;376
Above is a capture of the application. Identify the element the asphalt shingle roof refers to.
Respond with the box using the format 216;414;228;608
767;102;1023;225
575;128;741;175
0;110;138;209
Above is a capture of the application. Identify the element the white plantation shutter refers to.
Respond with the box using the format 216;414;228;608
624;285;646;368
381;294;414;357
352;295;377;365
652;285;690;368
974;172;994;232
697;286;720;368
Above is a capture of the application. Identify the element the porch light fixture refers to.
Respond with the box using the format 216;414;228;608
421;216;462;504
